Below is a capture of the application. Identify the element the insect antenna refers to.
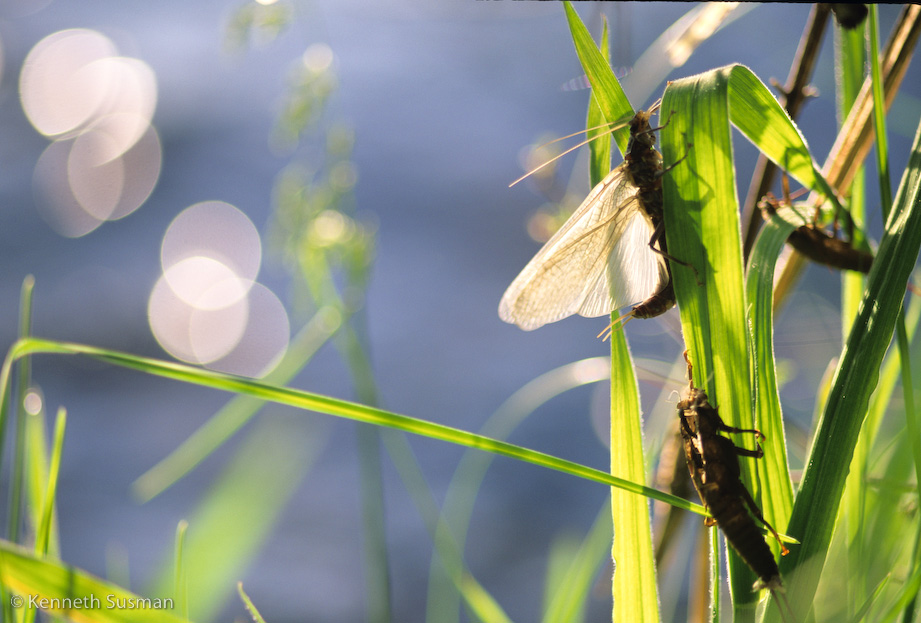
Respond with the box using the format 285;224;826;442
509;117;633;188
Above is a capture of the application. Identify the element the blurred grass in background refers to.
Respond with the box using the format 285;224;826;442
1;3;921;623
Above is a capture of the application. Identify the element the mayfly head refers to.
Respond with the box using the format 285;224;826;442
626;108;658;157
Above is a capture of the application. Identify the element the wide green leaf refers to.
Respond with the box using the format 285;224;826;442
660;64;818;616
661;68;761;616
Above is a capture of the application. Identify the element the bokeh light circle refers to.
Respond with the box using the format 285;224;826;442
148;271;249;366
23;28;161;237
19;29;118;138
150;200;288;377
164;256;250;311
148;275;289;377
33;139;105;237
33;126;162;237
161;201;262;287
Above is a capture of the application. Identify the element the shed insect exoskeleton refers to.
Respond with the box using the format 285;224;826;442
678;353;792;616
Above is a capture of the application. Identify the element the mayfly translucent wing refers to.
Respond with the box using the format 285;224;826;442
499;165;667;330
499;107;673;331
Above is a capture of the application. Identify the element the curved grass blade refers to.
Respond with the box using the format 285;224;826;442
767;114;921;623
661;68;761;614
427;358;611;623
0;338;705;516
661;64;826;615
237;583;267;623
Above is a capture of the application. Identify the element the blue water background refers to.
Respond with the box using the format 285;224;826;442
0;2;918;621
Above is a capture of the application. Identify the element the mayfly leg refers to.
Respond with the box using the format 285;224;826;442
736;481;789;556
645;220;702;285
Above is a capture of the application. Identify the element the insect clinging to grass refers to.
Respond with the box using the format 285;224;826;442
499;103;690;331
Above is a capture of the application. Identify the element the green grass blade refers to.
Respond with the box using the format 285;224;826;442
132;307;341;502
837;12;870;619
563;2;633;150
768;116;921;623
869;6;893;219
851;573;890;623
745;207;797;538
568;8;660;620
587;15;613;184
839;31;868;327
724;68;836;203
0;539;193;623
34;408;65;557
865;292;921;442
173;521;188;621
237;583;267;623
609;327;660;623
565;3;659;623
427;358;611;623
542;501;613;623
544;533;581;618
22;402;59;623
0;338;705;515
148;419;318;622
457;578;513;623
879;565;921;623
7;275;36;548
710;527;720;623
24;389;60;558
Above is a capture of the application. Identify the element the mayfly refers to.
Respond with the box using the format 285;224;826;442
499;104;681;331
678;354;791;606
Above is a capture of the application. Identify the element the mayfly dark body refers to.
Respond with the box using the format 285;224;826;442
499;106;678;330
678;355;788;593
